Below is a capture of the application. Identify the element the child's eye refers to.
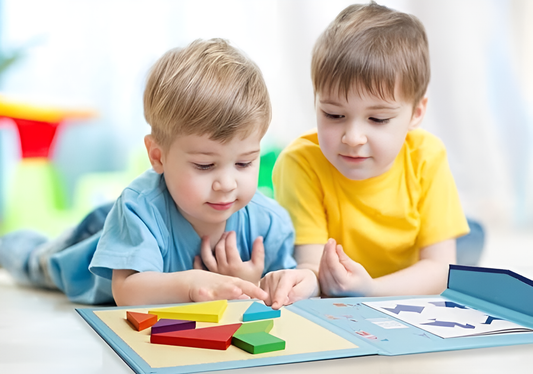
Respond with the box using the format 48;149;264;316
236;162;253;168
369;117;390;124
323;111;345;120
193;163;214;170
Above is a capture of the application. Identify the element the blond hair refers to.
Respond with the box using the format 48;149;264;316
311;2;430;106
144;38;271;148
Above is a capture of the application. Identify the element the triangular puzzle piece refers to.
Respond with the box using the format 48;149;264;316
151;323;242;350
151;319;196;334
242;302;281;322
149;300;228;322
234;319;274;336
232;331;286;354
126;311;158;331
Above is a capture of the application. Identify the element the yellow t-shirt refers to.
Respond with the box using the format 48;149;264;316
272;128;469;278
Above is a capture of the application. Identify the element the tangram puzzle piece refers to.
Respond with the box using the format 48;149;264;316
149;300;228;323
126;311;158;331
242;302;281;322
235;319;274;335
232;331;286;354
151;319;196;335
151;323;242;350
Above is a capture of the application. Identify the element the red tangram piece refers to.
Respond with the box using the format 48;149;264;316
126;311;158;331
151;323;242;350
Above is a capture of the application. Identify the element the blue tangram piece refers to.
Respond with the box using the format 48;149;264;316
421;319;475;329
383;304;425;315
429;301;467;309
242;302;281;322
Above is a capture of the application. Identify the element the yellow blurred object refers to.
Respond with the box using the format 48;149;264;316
0;94;96;122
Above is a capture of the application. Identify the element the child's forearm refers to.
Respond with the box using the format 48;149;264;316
370;258;450;296
370;239;456;296
112;270;196;306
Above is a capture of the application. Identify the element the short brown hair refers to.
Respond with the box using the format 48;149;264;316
144;38;271;149
311;2;430;106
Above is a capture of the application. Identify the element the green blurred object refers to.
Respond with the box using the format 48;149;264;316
2;158;81;236
258;147;281;198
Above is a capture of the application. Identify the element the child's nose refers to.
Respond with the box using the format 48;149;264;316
212;174;237;192
342;125;367;146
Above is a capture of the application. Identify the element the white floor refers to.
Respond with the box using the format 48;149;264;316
1;226;532;374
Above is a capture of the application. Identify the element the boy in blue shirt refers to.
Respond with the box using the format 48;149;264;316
0;38;296;305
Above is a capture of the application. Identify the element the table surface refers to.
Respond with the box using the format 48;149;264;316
1;269;532;374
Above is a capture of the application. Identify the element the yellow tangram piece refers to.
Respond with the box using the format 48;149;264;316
149;300;228;323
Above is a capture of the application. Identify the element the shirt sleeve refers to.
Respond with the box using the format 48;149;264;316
89;190;168;280
261;202;297;273
416;142;470;249
272;147;329;245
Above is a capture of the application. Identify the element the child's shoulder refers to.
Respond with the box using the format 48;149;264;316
122;169;166;201
245;192;293;225
406;128;447;159
283;128;320;152
278;128;326;166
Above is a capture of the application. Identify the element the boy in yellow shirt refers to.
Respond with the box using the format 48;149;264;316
261;2;476;308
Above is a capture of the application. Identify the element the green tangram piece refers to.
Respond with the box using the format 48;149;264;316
232;331;285;354
235;320;274;335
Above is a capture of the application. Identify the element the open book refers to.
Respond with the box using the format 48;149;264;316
77;265;533;374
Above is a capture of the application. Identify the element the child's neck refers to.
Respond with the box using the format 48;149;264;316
190;220;227;250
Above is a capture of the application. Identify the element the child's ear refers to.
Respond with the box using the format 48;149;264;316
408;96;428;130
144;135;165;174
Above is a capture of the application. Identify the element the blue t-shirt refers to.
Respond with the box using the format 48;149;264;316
49;169;296;304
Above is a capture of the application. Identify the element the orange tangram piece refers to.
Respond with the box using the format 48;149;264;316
150;323;242;350
126;311;158;331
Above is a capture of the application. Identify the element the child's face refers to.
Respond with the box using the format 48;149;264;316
316;88;427;180
146;131;262;232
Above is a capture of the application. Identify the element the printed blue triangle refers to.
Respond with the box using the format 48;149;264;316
242;302;281;322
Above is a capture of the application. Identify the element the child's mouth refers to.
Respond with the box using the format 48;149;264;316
207;201;235;210
340;155;369;163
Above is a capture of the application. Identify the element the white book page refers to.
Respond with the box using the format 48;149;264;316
363;297;533;338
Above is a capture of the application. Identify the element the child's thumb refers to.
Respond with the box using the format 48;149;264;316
251;237;265;267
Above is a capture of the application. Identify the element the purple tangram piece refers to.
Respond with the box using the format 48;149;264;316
421;319;475;329
429;301;467;309
482;316;503;325
383;304;425;314
151;319;196;334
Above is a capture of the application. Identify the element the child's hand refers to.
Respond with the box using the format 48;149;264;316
260;268;319;310
194;231;265;284
319;238;374;297
187;270;268;302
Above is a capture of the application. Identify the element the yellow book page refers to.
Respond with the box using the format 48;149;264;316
94;300;359;369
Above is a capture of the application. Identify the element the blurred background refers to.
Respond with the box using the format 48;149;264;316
0;1;532;257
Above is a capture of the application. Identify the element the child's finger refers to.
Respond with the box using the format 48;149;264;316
259;275;274;306
323;242;348;285
224;231;241;264
251;237;265;269
235;279;268;301
271;275;294;310
214;233;228;266
193;255;205;270
200;236;218;272
336;244;360;273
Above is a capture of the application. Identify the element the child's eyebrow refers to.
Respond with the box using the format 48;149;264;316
367;104;401;110
239;149;261;157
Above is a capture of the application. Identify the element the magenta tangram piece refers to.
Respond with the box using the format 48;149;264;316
151;319;196;334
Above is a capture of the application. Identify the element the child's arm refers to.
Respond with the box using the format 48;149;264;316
260;244;322;309
112;269;268;306
195;231;265;284
319;238;455;297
